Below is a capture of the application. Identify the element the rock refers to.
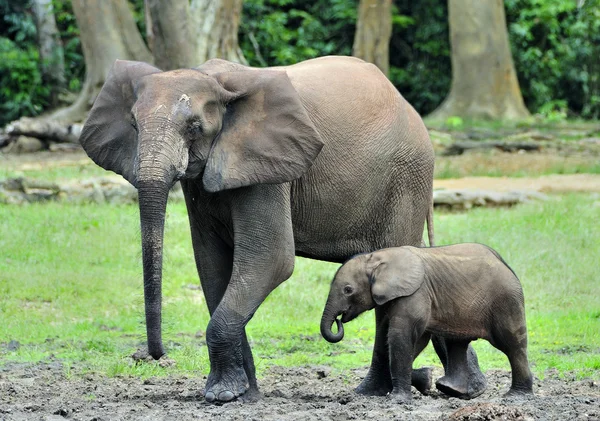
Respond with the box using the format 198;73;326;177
7;340;20;351
13;136;45;153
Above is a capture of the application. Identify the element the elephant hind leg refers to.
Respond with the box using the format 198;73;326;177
489;324;533;396
434;339;487;399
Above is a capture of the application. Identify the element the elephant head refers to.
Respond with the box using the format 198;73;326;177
80;59;323;359
320;248;425;343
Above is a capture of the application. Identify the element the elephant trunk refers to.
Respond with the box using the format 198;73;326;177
320;300;345;343
138;180;170;359
137;147;180;359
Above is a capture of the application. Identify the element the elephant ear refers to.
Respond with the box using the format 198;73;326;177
79;60;162;187
369;248;425;305
200;68;324;192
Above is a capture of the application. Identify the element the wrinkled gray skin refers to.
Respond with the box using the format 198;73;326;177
321;243;534;402
79;56;484;403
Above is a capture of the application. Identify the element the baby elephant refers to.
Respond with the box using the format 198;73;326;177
321;243;533;402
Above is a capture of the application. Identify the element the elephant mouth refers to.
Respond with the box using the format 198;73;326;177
341;312;351;323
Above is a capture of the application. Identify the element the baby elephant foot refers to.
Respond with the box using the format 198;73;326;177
204;366;249;403
436;373;486;399
411;367;433;395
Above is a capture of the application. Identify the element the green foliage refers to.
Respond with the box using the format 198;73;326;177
52;0;83;92
388;0;450;115
0;0;47;124
1;0;600;125
506;0;600;119
0;38;49;123
240;0;355;66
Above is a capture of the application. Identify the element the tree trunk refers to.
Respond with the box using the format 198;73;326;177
192;0;246;64
31;0;65;108
352;0;392;76
429;0;530;121
50;0;153;124
146;0;246;70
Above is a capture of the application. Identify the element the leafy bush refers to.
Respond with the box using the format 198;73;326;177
506;0;600;119
0;0;49;126
1;0;599;126
0;37;50;123
240;0;355;66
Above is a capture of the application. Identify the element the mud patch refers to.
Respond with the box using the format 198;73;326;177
0;362;598;420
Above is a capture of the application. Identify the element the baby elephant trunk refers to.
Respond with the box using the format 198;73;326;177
320;307;345;343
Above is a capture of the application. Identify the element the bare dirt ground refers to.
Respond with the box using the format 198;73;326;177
434;174;600;194
1;362;598;421
1;150;599;420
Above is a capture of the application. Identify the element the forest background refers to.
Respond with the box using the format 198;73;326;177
1;0;599;130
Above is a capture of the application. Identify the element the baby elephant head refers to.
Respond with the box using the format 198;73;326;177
320;248;425;343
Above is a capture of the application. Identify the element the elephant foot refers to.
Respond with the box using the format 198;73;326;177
238;383;262;403
204;365;249;403
355;375;392;396
436;371;486;399
411;367;433;395
388;389;412;403
503;386;533;399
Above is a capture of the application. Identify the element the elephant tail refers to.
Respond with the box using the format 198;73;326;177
426;196;435;247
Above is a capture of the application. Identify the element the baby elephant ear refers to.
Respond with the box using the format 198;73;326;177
369;248;425;305
202;69;324;192
79;60;162;186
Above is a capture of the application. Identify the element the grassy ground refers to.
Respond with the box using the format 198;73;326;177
1;193;598;381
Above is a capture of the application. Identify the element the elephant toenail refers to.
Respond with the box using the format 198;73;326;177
204;391;216;402
218;390;235;402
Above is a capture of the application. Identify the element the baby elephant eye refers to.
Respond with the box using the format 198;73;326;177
343;285;353;295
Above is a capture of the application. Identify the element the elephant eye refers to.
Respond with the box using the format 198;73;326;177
187;119;203;137
343;285;353;295
130;114;137;131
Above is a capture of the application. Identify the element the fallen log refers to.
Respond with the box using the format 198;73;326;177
5;118;82;144
443;140;542;156
433;188;547;210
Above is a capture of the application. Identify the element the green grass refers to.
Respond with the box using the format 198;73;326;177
0;161;108;182
1;194;599;381
424;117;600;137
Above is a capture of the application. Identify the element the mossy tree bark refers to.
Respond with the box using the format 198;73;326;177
5;0;246;145
50;0;153;124
429;0;530;121
352;0;392;76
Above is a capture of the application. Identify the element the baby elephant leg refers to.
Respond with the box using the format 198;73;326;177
491;325;533;396
387;329;429;402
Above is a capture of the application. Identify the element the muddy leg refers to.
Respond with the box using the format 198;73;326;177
433;337;486;399
356;307;392;396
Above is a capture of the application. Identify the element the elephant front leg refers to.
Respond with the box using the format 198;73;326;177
203;184;296;403
356;308;430;396
387;326;424;403
356;307;393;396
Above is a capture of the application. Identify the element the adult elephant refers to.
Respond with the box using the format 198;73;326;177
79;56;485;403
